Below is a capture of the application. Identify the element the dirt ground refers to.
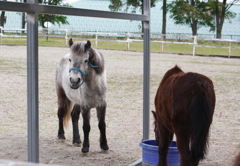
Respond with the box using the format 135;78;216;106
0;45;240;166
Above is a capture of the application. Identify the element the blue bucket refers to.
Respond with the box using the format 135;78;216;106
139;140;180;166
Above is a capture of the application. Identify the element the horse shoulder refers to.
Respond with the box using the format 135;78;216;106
80;74;107;108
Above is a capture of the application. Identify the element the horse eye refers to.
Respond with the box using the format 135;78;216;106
85;59;89;63
69;59;71;62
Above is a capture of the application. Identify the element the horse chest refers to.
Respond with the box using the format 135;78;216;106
66;88;81;105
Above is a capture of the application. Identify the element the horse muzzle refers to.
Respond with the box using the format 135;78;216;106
70;77;81;89
69;67;87;88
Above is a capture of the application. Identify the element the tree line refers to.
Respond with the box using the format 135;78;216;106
109;0;239;39
1;0;239;39
0;0;71;31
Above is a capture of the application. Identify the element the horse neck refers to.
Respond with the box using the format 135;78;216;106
85;67;105;88
85;67;95;82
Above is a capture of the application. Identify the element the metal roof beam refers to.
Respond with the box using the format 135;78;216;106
0;1;149;21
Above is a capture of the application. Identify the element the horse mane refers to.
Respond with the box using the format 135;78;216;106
151;110;157;126
89;48;104;75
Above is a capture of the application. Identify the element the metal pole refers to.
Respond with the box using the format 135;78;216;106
126;32;130;51
228;41;231;58
193;35;197;56
65;29;68;46
143;0;150;141
161;35;164;53
27;0;39;163
0;26;2;45
96;30;98;48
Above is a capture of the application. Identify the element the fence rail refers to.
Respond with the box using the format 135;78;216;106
1;27;240;57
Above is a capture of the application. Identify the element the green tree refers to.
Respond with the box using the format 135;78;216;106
208;0;238;39
0;0;7;29
167;0;214;36
162;0;167;39
17;0;71;33
109;0;158;13
0;11;6;28
109;0;157;34
38;0;71;28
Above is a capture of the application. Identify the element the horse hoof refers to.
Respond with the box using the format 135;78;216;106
73;139;82;147
101;149;109;154
57;138;65;143
73;142;81;147
100;144;109;151
81;147;89;153
57;134;66;142
57;139;65;143
80;152;88;156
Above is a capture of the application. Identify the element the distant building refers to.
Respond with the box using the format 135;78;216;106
2;0;240;39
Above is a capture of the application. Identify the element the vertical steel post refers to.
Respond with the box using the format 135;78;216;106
27;0;39;163
228;41;231;58
161;36;164;53
126;32;130;51
0;26;2;45
65;29;68;46
96;30;98;48
193;35;197;56
143;0;150;141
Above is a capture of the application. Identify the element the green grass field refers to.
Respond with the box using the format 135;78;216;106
1;36;240;57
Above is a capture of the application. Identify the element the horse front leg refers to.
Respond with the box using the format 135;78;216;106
71;104;81;146
57;106;66;140
81;107;91;153
57;86;71;141
158;123;173;166
97;103;109;152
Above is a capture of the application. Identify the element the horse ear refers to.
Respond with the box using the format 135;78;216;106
85;40;91;51
151;110;157;120
69;38;73;47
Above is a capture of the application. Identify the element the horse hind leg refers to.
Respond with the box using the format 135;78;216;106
71;104;81;146
174;130;196;166
81;107;91;153
97;103;109;152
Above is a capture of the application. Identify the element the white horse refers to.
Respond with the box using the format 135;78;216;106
56;38;108;153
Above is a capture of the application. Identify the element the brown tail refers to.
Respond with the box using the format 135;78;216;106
188;93;214;161
63;101;72;129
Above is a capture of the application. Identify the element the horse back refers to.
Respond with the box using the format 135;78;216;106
155;65;215;131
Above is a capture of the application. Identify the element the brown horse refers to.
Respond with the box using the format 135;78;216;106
152;65;215;166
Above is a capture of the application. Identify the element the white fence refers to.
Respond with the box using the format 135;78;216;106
1;27;240;57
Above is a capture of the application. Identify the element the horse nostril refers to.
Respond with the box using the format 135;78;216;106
76;78;80;84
